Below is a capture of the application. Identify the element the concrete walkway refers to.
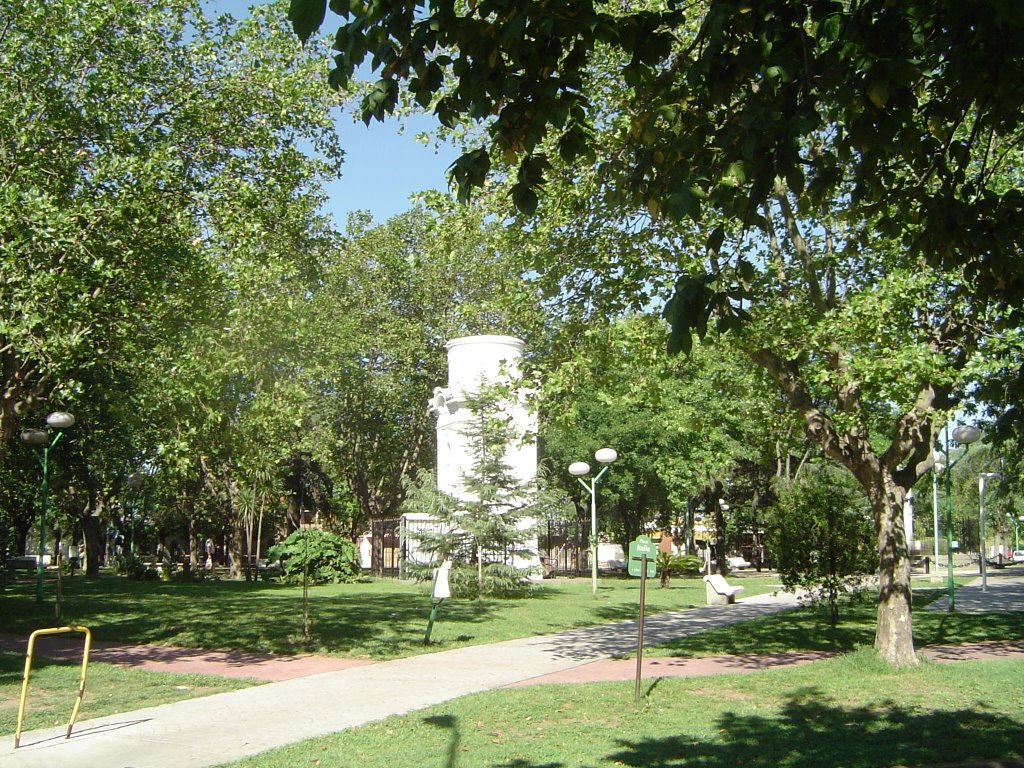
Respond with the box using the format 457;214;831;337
924;567;1024;613
5;575;1023;768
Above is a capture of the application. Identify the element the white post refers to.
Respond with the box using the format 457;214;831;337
979;474;988;591
932;469;941;582
590;477;598;596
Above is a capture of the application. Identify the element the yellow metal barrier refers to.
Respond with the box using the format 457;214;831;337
14;625;92;749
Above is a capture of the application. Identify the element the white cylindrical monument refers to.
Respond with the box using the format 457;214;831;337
424;335;541;575
428;335;536;497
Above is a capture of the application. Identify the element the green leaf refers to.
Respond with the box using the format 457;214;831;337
289;0;327;43
707;225;725;253
512;183;539;216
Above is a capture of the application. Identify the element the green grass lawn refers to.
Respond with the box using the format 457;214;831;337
646;586;1024;658
0;572;782;659
0;651;258;737
219;650;1024;768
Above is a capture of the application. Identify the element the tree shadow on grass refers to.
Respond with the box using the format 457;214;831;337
916;610;1024;648
0;577;565;659
606;690;1024;768
413;690;1024;768
0;650;63;685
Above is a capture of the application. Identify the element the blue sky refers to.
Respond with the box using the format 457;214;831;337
210;0;459;225
325;113;458;225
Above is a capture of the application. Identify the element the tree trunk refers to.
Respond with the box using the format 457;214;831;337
256;505;265;563
872;476;917;665
82;515;104;577
751;347;929;666
14;524;28;557
223;470;243;580
706;482;726;575
284;492;301;536
188;514;199;572
229;522;245;580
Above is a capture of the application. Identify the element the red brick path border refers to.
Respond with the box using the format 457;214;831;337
0;633;370;681
2;635;1022;685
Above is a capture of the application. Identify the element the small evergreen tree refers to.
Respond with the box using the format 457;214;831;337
403;382;563;598
767;466;876;625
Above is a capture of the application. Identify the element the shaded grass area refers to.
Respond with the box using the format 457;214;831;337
0;651;257;736
220;651;1024;768
646;585;1024;658
0;573;781;660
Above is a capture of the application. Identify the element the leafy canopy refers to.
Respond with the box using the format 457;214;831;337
290;0;1024;313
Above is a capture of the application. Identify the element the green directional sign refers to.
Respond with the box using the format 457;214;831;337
628;536;658;578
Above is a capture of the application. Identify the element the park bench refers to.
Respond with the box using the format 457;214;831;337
7;555;49;572
703;573;744;605
7;556;37;572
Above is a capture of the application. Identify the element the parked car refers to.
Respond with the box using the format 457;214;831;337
727;555;752;570
1012;550;1024;564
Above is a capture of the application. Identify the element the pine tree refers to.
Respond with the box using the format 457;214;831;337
403;381;560;598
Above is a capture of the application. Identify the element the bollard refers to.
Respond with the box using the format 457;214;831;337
14;625;92;749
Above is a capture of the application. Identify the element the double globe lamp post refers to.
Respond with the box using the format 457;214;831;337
19;411;76;603
939;423;980;612
569;448;617;597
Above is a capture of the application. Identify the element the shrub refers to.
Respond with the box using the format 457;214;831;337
657;551;703;587
266;528;360;585
112;553;156;580
767;466;875;624
407;560;534;599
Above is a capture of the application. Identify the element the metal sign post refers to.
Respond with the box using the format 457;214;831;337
635;553;648;701
628;536;658;701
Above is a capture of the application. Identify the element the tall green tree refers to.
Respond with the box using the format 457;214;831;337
530;128;995;665
297;199;548;544
1;0;343;446
542;314;789;568
1;0;346;571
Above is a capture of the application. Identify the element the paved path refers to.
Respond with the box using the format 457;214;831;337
924;568;1024;613
0;634;370;681
4;576;1023;768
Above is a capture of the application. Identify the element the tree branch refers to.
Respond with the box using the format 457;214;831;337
751;347;878;484
773;181;826;315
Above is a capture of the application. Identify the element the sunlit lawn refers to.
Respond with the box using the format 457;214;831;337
221;650;1024;768
645;584;1024;658
0;571;783;659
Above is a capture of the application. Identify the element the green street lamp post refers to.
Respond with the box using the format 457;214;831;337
931;453;944;582
569;448;618;597
20;411;76;603
942;423;980;612
126;472;144;556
